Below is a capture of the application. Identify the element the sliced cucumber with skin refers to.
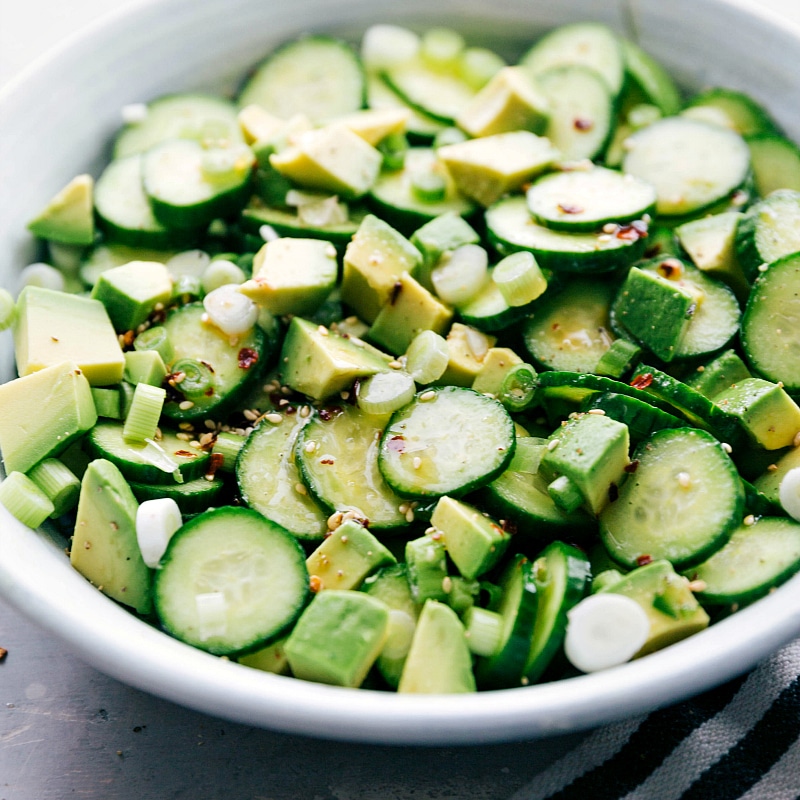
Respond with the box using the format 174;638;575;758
367;148;476;234
620;40;681;116
683;88;779;137
154;507;309;656
236;411;329;541
113;93;244;159
523;278;616;373
537;370;663;410
520;22;625;99
159;302;269;423
600;427;745;570
378;386;515;499
79;243;178;288
457;268;531;333
366;74;446;143
687;517;800;606
295;405;407;531
381;63;475;125
741;252;800;392
143;139;254;231
526;167;656;232
580;392;684;442
486;195;647;274
523;540;591;683
746;133;800;197
86;421;210;484
622;117;751;217
128;473;226;515
536;66;615;162
238;36;365;124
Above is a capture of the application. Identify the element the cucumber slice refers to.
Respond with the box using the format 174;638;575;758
113;93;243;159
128;474;226;515
143;139;254;230
746;133;800;196
382;63;475;125
154;507;309;656
735;190;800;282
159;302;269;422
238;36;365;124
523;541;591;683
523;278;616;373
537;370;659;409
485;195;647;274
683;88;779;137
378;386;515;498
79;243;178;288
367;148;476;234
236;411;329;541
457;268;530;333
295;405;407;531
86;421;210;484
366;74;446;143
580;392;684;442
520;22;625;98
688;517;800;606
622;117;751;217
741;252;800;392
600;428;745;569
526;167;656;232
620;40;681;116
537;66;615;162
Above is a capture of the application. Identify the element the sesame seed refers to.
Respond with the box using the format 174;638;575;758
243;409;259;421
179;400;195;410
441;576;453;593
744;514;756;526
758;263;769;273
413;456;422;470
547;439;560;451
317;325;329;336
295;482;307;495
176;432;191;441
204;419;217;430
587;408;606;416
419;390;436;402
304;440;317;454
259;224;279;242
677;471;691;488
299;405;311;418
767;464;779;472
264;413;282;425
687;579;707;593
405;509;415;523
721;442;733;454
388;360;404;370
602;223;617;234
793;431;800;448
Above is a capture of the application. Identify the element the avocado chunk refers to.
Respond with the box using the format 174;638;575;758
240;237;338;316
405;534;449;603
753;446;800;504
341;214;423;323
457;66;550;138
685;349;752;400
284;589;390;687
237;104;286;145
14;286;125;386
27;174;95;246
410;212;481;291
305;519;396;591
440;323;497;386
397;600;476;694
438;131;560;207
714;377;800;450
471;347;524;395
367;271;453;355
123;350;168;388
431;496;510;580
333;108;410;146
602;560;709;656
540;412;630;516
0;360;97;474
270;125;383;199
70;459;152;615
90;260;173;332
279;317;391;401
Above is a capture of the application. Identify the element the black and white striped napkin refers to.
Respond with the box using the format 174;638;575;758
513;639;800;800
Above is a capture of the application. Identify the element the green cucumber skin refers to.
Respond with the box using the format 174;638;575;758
128;475;226;515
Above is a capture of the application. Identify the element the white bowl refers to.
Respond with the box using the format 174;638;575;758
3;0;800;746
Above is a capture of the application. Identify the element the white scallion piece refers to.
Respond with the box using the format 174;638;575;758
17;263;65;295
361;24;420;71
122;384;166;443
201;259;247;293
779;467;800;522
492;251;547;306
259;224;280;242
405;329;449;384
136;498;183;568
166;249;211;279
356;370;416;415
47;241;84;272
203;284;259;336
431;244;488;306
195;591;229;641
564;593;650;673
0;472;55;528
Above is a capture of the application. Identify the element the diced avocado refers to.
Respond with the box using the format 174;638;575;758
457;67;550;138
714;377;800;450
405;534;449;603
14;286;125;386
540;413;630;516
675;211;750;302
237;104;286;145
438;131;560;207
239;237;338;316
279;317;391;401
250;113;314;167
397;600;476;694
123;350;168;387
685;349;752;400
305;519;396;591
333;108;410;146
431;496;510;580
440;322;497;386
70;459;152;615
270;125;383;199
0;361;97;475
613;266;696;362
603;560;709;656
90;260;173;332
472;347;524;395
237;637;290;675
27;174;95;246
284;589;390;687
340;214;423;323
410;212;481;290
367;271;453;355
753;446;800;504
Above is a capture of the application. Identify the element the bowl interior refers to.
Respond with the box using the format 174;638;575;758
2;0;800;745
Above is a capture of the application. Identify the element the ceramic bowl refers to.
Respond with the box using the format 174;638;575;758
2;0;800;745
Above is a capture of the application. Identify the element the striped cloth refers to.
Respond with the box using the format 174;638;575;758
513;639;800;800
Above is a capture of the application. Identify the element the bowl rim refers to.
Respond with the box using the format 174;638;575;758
2;0;800;746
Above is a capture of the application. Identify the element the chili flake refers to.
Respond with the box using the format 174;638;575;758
237;348;259;370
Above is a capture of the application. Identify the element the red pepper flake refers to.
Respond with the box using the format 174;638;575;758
238;348;259;370
387;435;406;453
205;452;224;479
318;406;343;422
630;372;653;390
309;575;323;593
615;224;644;242
608;482;619;502
558;203;584;215
204;388;215;397
174;450;197;458
551;322;560;331
636;554;653;567
624;459;640;474
657;258;684;279
285;405;297;415
573;117;594;131
502;518;518;535
320;457;335;465
389;281;403;305
199;360;216;374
